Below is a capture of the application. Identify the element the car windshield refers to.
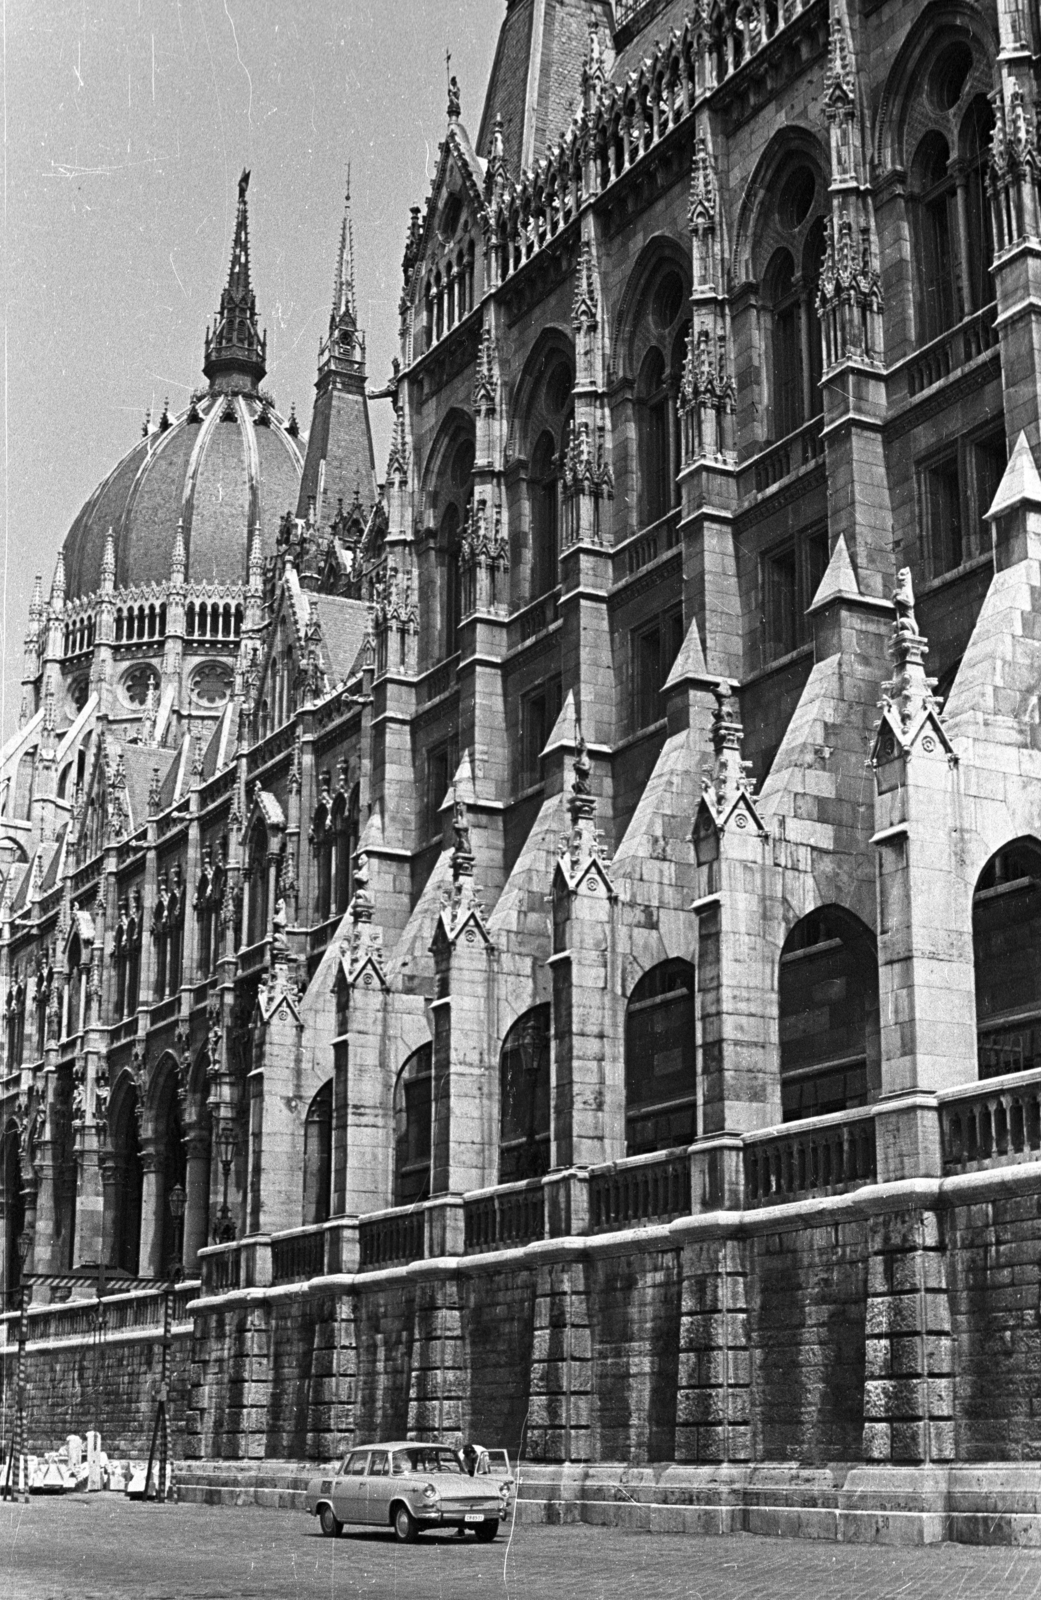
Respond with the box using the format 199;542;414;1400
391;1447;464;1476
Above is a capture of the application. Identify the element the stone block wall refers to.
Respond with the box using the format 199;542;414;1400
0;1326;191;1460
11;1171;1041;1476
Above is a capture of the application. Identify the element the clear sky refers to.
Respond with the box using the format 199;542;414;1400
0;0;504;739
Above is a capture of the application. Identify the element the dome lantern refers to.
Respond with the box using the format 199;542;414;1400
203;169;268;396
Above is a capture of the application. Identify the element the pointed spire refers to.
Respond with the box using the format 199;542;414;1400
28;573;43;625
50;547;66;613
318;177;366;384
203;168;267;395
332;166;357;328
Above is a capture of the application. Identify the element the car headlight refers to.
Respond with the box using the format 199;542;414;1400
421;1483;440;1503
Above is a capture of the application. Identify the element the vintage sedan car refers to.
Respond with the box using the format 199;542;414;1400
305;1441;508;1543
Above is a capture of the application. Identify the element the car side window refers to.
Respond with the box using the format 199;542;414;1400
345;1452;369;1476
368;1451;388;1476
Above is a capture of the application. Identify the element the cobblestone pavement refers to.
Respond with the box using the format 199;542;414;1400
6;1497;1041;1600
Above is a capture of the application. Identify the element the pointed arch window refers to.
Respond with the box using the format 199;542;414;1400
779;907;878;1119
973;840;1041;1078
624;959;697;1155
394;1044;433;1206
914;132;958;341
303;1080;333;1225
637;348;672;527
499;1005;551;1182
247;824;271;948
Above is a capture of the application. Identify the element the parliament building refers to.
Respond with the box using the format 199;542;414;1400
4;0;1041;1541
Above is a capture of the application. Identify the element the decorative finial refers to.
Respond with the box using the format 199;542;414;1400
447;58;461;122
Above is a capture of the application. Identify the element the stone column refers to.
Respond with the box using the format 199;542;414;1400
335;880;392;1216
526;1255;592;1464
550;740;622;1169
862;1208;954;1466
872;577;974;1176
429;809;496;1198
183;1128;211;1274
674;1233;751;1464
407;1272;466;1446
138;1141;162;1279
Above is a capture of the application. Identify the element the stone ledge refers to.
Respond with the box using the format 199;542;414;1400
172;1460;1041;1547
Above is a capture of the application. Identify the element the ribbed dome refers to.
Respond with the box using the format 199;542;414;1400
61;392;304;600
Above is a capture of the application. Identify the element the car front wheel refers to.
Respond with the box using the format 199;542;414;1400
318;1505;343;1538
393;1504;419;1543
474;1520;499;1543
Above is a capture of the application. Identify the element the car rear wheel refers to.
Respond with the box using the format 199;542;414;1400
318;1505;343;1538
393;1504;419;1543
474;1520;499;1542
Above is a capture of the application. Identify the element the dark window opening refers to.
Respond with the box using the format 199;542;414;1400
974;840;1041;1078
303;1081;333;1225
394;1045;433;1206
499;1005;551;1183
632;606;684;731
625;960;697;1156
520;677;562;790
779;907;878;1121
761;526;829;662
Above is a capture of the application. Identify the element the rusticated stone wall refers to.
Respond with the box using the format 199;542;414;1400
0;1323;191;1460
8;1171;1041;1477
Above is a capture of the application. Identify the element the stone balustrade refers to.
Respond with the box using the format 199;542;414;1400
940;1067;1041;1174
743;1107;877;1208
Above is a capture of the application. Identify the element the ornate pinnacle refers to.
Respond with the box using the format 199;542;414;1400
148;763;162;815
171;520;187;586
883;568;934;730
203;168;267;395
706;681;753;812
101;528;116;592
191;735;204;781
688;131;717;237
50;547;66;612
823;13;856;124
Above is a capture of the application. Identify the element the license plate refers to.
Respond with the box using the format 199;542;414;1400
464;1513;485;1523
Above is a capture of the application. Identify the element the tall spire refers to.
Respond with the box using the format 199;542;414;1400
203;168;268;395
318;172;365;385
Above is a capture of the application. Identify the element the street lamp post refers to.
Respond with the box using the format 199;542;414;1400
214;1121;238;1244
146;1181;186;1505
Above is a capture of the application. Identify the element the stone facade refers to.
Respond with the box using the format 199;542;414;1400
4;0;1041;1541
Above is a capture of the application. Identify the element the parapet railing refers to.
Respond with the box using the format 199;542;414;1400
748;416;825;496
588;1149;691;1232
358;1208;426;1272
743;1107;877;1208
271;1227;326;1286
903;303;999;398
464;1180;546;1253
0;1282;200;1344
940;1068;1041;1175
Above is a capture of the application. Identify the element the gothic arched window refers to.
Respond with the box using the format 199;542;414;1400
393;1044;432;1206
499;1005;551;1182
303;1080;333;1225
624;959;697;1155
973;839;1041;1078
913;132;958;342
637;347;671;528
110;1076;144;1276
247;826;270;948
779;907;878;1119
530;431;560;598
962;96;995;315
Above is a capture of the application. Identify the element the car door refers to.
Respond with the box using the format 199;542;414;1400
332;1450;369;1525
365;1450;390;1525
